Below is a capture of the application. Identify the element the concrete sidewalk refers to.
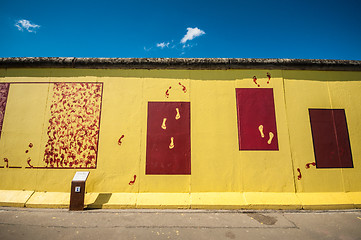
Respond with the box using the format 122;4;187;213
0;207;360;240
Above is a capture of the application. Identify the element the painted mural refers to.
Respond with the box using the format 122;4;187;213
43;83;103;169
0;83;10;139
0;66;360;210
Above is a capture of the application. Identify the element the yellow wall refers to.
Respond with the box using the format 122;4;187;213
0;68;361;198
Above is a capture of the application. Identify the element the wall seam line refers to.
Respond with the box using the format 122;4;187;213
281;70;299;193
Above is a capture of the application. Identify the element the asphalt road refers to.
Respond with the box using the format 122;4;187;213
0;207;360;240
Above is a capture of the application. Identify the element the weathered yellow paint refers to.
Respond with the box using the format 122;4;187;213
0;83;50;191
296;192;354;210
284;70;361;195
327;81;361;193
97;193;137;209
346;192;361;209
137;193;190;209
284;79;344;192
191;192;247;209
191;79;239;192
236;70;295;193
25;192;70;208
3;68;51;82
0;190;34;207
0;69;5;78
244;192;302;210
0;68;360;209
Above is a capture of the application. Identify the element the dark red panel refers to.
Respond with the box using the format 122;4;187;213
333;110;353;167
235;88;278;150
0;83;10;139
309;109;353;168
146;102;191;175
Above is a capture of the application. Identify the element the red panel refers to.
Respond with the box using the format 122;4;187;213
309;109;353;168
146;102;191;174
236;88;278;150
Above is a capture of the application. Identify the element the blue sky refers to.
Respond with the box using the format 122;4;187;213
1;0;361;59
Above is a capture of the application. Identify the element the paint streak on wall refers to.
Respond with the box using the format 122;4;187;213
0;83;10;139
43;83;103;168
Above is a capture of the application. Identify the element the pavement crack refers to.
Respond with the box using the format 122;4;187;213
282;213;299;229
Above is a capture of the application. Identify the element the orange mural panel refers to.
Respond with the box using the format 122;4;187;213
43;83;103;169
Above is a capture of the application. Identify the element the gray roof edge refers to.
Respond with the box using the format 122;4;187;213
1;57;361;71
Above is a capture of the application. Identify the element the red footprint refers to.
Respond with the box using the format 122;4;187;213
25;143;33;153
129;175;136;185
253;76;260;87
27;158;34;168
118;135;125;146
305;162;316;169
165;86;171;98
4;158;8;168
266;72;271;84
297;168;302;180
179;82;187;93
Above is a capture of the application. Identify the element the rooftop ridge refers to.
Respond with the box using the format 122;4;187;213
1;57;361;71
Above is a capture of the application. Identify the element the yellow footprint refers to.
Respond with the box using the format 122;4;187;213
169;137;175;149
161;118;167;130
268;132;274;144
258;125;264;138
175;108;180;120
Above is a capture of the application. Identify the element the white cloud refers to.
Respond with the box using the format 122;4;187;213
180;27;205;44
156;42;170;49
144;46;152;51
15;19;40;33
182;44;192;49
